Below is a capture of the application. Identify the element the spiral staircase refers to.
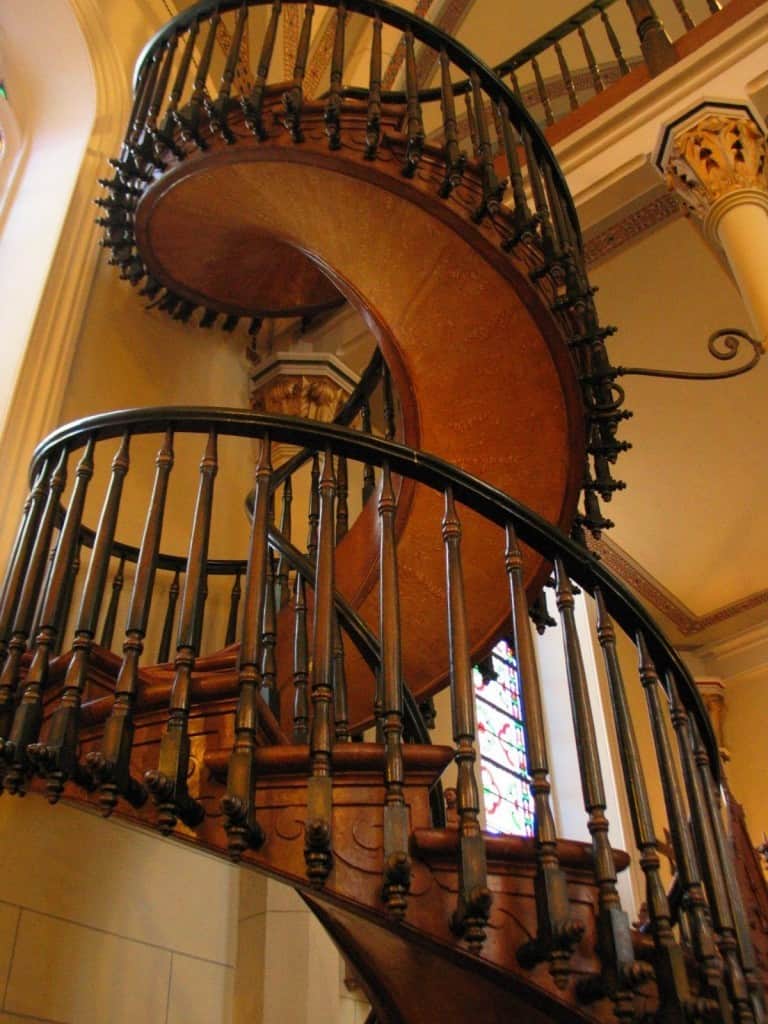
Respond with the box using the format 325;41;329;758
0;2;765;1022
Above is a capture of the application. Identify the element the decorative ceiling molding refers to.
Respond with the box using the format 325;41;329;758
414;0;473;86
283;4;301;79
588;534;768;635
304;12;338;98
583;192;683;266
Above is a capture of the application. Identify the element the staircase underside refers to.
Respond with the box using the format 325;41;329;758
134;100;586;723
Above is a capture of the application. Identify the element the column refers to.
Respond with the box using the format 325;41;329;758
655;102;768;344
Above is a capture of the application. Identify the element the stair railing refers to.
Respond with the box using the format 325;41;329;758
100;0;629;537
0;406;762;1020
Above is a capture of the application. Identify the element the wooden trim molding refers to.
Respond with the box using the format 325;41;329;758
583;192;683;266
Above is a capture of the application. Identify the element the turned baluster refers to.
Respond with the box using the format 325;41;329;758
88;431;173;817
283;1;314;142
243;0;281;138
292;573;309;743
470;71;502;222
145;431;217;833
225;572;242;647
594;590;692;1021
442;487;490;952
305;447;336;885
30;435;131;804
209;2;249;142
127;46;163;158
332;616;349;742
600;9;630;76
221;437;272;860
365;12;383;159
0;461;51;666
686;711;765;1023
516;115;557;266
464;90;480;159
52;542;82;657
578;24;604;94
324;1;346;150
261;551;279;718
335;456;349;541
0;448;82;788
402;30;425;177
635;633;730;1015
157;569;180;663
553;561;639;1019
360;401;376;503
506;527;581;986
625;0;676;75
379;463;410;918
144;34;179;159
275;477;293;608
162;19;199;153
667;678;754;1022
307;453;320;566
99;556;126;651
180;10;221;149
497;101;532;242
438;48;465;197
382;365;396;441
554;41;579;111
671;0;695;32
531;57;555;126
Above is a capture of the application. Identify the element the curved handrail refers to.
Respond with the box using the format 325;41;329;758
30;406;719;773
130;0;580;245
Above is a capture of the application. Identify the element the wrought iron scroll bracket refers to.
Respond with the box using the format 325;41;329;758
616;329;764;384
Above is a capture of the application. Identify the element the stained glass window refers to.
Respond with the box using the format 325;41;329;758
473;639;534;837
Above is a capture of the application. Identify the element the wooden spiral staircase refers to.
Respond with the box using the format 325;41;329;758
0;2;765;1022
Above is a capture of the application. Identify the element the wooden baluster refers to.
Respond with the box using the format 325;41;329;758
498;100;532;243
687;710;765;1023
88;431;174;816
164;19;200;151
127;46;163;159
506;528;581;986
335;455;349;541
275;476;293;608
553;561;640;1018
519;120;557;266
470;71;502;222
365;12;382;159
442;487;490;952
531;57;555;126
0;461;51;666
210;2;249;143
667;678;754;1022
221;437;271;859
594;590;693;1021
464;90;480;159
578;24;604;94
438;48;465;197
180;10;221;149
0;448;79;788
243;0;281;139
360;400;376;503
671;0;695;32
261;551;279;718
53;542;82;657
99;556;125;650
635;633;730;1013
402;30;424;177
601;9;630;75
324;1;346;150
194;573;209;656
705;0;723;12
284;1;314;142
225;572;242;647
144;34;179;159
332;615;349;742
30;435;131;804
625;0;676;75
305;447;336;885
157;569;180;663
145;431;217;833
554;41;579;111
379;463;410;918
307;453;320;566
292;573;309;743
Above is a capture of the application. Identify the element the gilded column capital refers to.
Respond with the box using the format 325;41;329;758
654;102;768;242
